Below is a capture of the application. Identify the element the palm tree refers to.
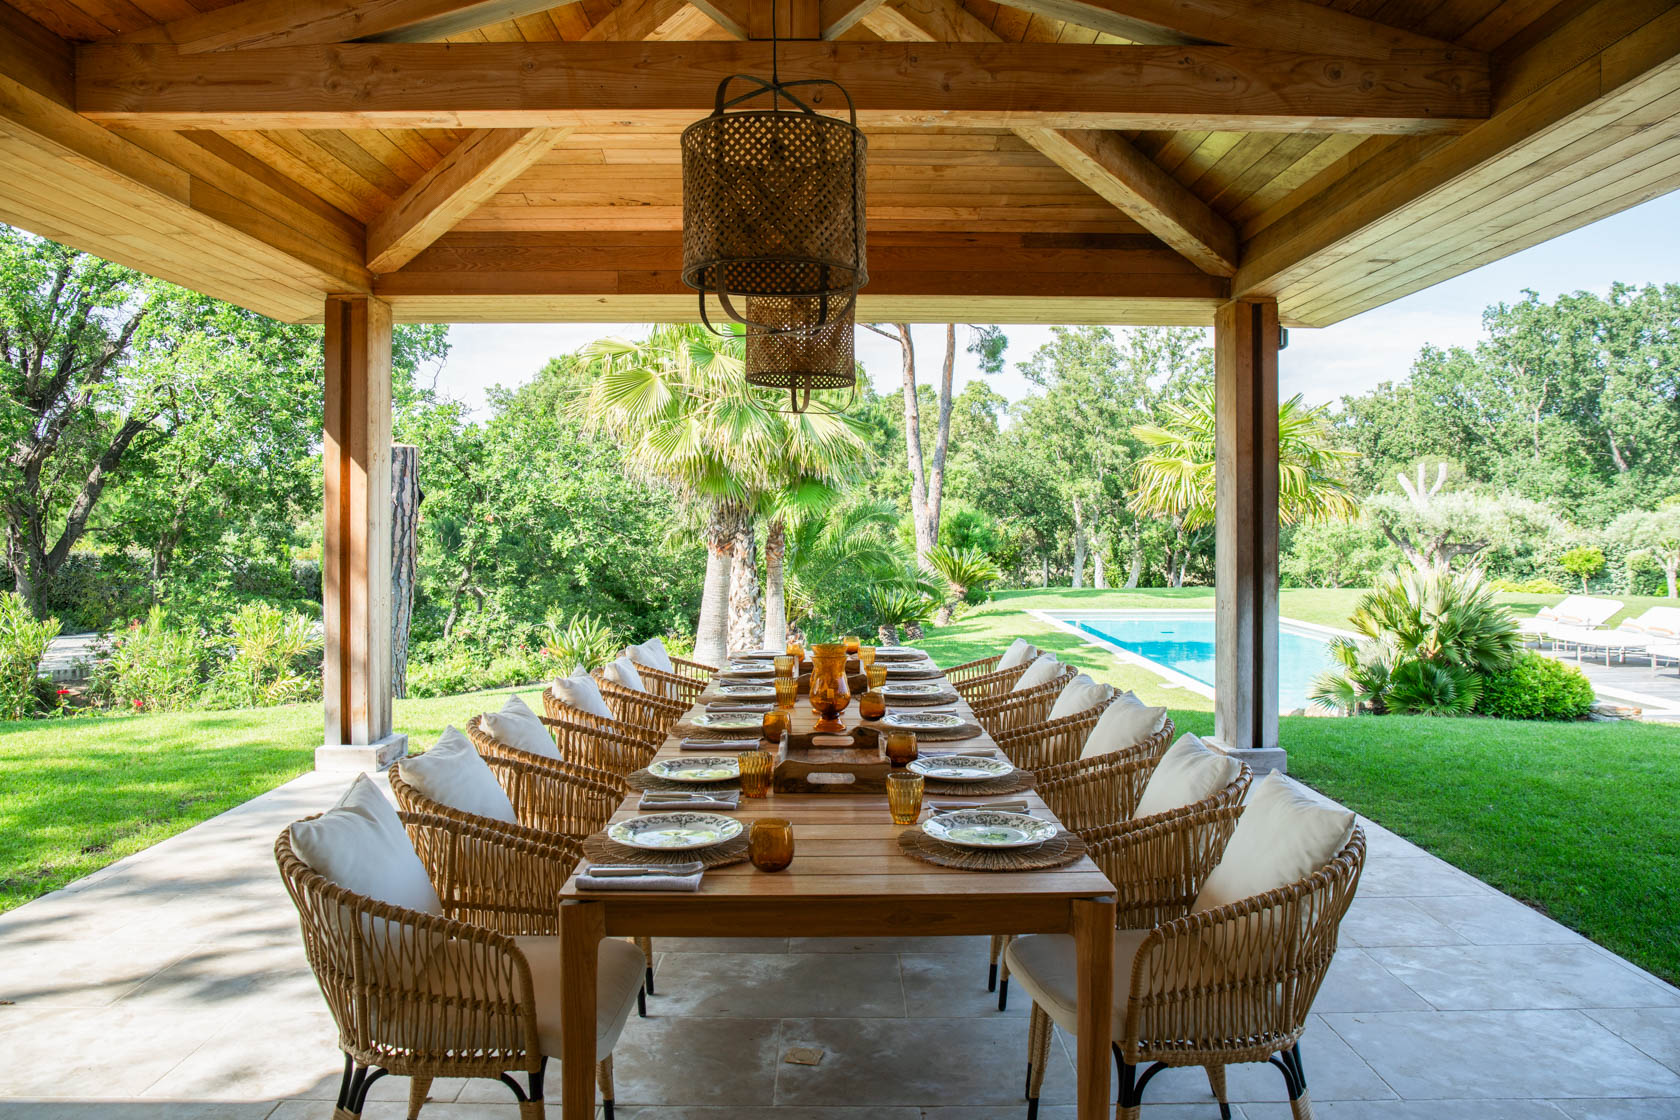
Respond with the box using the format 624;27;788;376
579;326;869;664
783;495;929;639
1130;387;1358;532
926;543;1002;626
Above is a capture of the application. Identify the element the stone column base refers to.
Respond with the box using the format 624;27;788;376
1203;738;1287;776
316;732;408;773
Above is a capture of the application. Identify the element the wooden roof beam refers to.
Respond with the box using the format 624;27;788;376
113;0;568;52
864;0;1237;274
821;0;886;38
75;41;1491;133
991;0;1460;56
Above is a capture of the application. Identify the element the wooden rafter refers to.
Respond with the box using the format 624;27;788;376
821;0;886;38
992;0;1458;56
75;41;1491;133
112;0;566;52
864;0;1237;275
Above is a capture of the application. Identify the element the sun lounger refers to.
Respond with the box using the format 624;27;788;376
1518;595;1622;643
1550;607;1680;665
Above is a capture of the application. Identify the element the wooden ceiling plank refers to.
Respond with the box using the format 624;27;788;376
822;0;887;37
367;125;568;272
115;0;573;51
74;40;1493;133
982;0;1462;53
684;0;753;34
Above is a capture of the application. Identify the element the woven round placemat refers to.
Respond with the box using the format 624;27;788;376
922;769;1036;796
627;768;744;793
897;828;1085;871
881;690;961;707
873;719;983;742
584;830;750;869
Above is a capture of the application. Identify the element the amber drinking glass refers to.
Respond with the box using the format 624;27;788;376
773;676;799;709
761;709;791;744
866;663;888;691
749;818;794;872
884;729;918;767
858;644;877;670
858;689;887;721
886;771;925;825
773;654;797;678
808;642;853;732
786;640;805;665
843;634;861;656
739;748;774;798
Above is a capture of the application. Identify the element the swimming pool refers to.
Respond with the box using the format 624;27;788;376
1065;613;1340;712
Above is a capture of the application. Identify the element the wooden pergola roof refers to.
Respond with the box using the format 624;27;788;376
0;0;1676;328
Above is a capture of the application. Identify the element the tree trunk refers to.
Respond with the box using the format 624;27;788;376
1040;555;1049;587
1069;495;1086;589
390;444;419;699
1093;542;1107;589
694;504;735;668
877;623;899;645
923;323;957;556
1666;560;1678;600
763;518;788;649
904;620;925;640
1123;527;1142;588
441;558;476;642
727;508;763;653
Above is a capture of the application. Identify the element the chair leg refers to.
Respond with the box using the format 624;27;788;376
1205;1064;1231;1119
1270;1043;1314;1120
988;933;1003;992
638;985;647;1018
334;1058;387;1120
1024;1002;1052;1120
407;1074;433;1120
597;1054;616;1120
1114;1053;1141;1120
518;1059;546;1120
635;936;655;995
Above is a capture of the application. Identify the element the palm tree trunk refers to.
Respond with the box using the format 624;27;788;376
764;518;788;649
728;507;763;653
694;504;734;667
878;623;899;645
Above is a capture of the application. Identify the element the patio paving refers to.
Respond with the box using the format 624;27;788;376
2;769;1677;1120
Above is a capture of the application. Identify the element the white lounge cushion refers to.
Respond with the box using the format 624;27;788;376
632;638;675;674
481;693;560;760
998;638;1036;671
1011;654;1062;692
1002;928;1152;1036
1080;693;1167;758
603;656;646;692
551;671;613;720
1048;673;1112;721
1131;733;1241;820
1193;773;1355;913
399;727;518;824
290;774;441;917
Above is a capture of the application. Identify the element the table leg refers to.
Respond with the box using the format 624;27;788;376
558;901;605;1119
1072;895;1115;1120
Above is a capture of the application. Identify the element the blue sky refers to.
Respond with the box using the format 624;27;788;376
429;189;1680;412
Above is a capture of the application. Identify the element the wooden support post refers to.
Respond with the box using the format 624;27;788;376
321;294;406;771
1213;297;1283;767
391;443;419;701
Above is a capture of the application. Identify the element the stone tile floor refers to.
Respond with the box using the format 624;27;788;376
2;769;1678;1120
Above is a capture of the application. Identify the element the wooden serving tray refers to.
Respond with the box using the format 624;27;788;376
766;711;891;793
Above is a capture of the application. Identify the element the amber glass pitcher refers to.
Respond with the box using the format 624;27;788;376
808;642;853;732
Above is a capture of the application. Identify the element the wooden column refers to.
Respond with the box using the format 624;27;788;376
321;294;406;770
1213;297;1282;762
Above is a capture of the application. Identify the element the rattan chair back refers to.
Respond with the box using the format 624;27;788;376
394;752;620;840
949;660;1032;704
591;670;687;735
624;659;705;704
992;693;1149;774
467;713;649;781
970;663;1078;735
540;689;664;746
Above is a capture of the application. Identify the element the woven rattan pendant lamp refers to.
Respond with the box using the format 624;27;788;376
680;4;867;411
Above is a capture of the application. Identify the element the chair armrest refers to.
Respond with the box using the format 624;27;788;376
480;752;625;838
540;715;661;775
951;664;1029;703
943;655;1002;684
400;811;582;936
994;697;1123;776
671;654;718;678
971;667;1075;735
1033;748;1155;828
631;661;707;704
1083;797;1245;929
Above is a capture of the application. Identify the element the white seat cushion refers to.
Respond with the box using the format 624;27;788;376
289;774;441;916
1193;773;1355;913
399;727;518;824
551;672;613;720
998;638;1036;671
1011;654;1062;692
632;638;675;674
1131;733;1241;820
1003;928;1152;1036
1048;673;1112;721
481;693;560;760
603;656;646;692
1080;693;1167;758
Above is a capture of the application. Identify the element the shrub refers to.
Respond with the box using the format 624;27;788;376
1489;577;1567;594
1477;651;1595;720
540;610;620;672
98;607;201;712
0;592;59;720
927;543;1002;623
1560;546;1606;592
203;602;321;708
405;645;549;698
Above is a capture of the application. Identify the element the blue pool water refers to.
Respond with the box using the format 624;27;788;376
1071;614;1338;712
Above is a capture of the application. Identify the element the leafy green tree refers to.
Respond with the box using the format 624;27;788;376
1606;504;1680;598
926;543;1001;625
1280;520;1396;589
1560;546;1606;592
1364;463;1566;575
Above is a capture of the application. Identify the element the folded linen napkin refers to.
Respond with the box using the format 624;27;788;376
576;866;704;892
706;702;773;712
638;790;741;810
680;737;760;750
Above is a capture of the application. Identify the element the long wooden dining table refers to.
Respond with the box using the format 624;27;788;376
556;675;1118;1118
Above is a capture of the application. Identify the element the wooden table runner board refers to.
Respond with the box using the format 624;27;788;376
557;666;1118;1120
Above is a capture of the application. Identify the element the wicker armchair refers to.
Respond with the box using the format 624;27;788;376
541;688;665;747
1013;827;1366;1120
950;661;1032;704
991;695;1161;774
394;754;621;841
969;664;1077;736
624;660;706;705
658;651;717;681
467;713;654;780
276;813;639;1120
591;671;688;735
944;647;1034;688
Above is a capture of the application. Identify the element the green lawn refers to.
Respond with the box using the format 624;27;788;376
922;588;1680;985
0;685;529;913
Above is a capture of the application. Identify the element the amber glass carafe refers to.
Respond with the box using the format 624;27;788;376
808;642;852;732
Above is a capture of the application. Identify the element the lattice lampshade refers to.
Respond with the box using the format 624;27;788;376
681;75;868;333
744;295;856;412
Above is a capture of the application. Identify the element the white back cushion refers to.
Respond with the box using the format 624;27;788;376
1132;733;1241;819
603;656;646;692
1011;654;1062;692
552;671;612;719
400;727;518;824
1080;693;1168;758
634;638;675;674
998;638;1036;671
1193;773;1355;912
482;693;559;760
290;774;442;916
1048;673;1112;721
